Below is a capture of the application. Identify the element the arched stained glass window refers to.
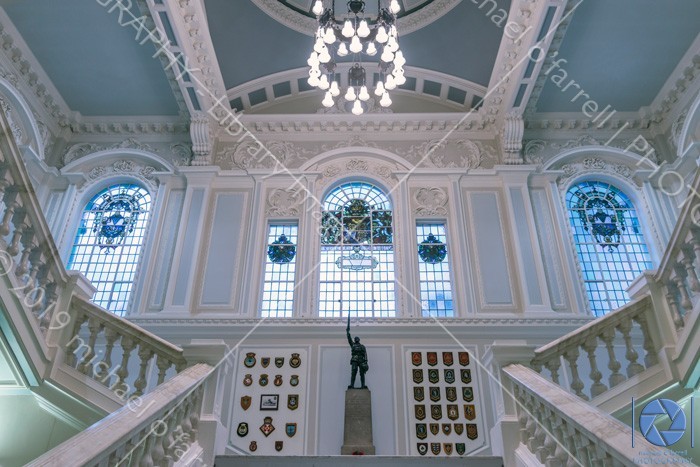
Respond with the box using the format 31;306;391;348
67;184;151;316
319;181;395;317
566;181;652;316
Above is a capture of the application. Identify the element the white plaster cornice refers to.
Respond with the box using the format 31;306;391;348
250;0;461;37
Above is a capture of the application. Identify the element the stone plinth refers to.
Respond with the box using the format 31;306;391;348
341;388;375;455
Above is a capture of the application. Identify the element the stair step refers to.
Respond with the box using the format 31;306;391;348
215;456;504;467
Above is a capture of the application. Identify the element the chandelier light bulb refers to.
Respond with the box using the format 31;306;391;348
394;74;406;85
308;75;320;87
386;36;399;53
357;20;371;38
344;86;357;101
322;91;334;107
349;35;363;53
337;42;349;56
342;20;354;38
385;74;397;90
307;53;320;67
312;0;324;16
394;50;406;66
330;80;340;96
374;80;385;96
323;28;336;44
376;26;388;43
389;0;401;14
308;67;321;76
318;50;331;63
319;74;330;90
381;48;394;63
380;92;392;107
366;41;377;56
358;85;370;101
352;99;364;115
314;38;325;53
390;25;397;37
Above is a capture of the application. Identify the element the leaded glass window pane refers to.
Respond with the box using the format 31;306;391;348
319;182;395;318
261;224;298;317
566;181;653;316
66;184;151;316
417;223;453;317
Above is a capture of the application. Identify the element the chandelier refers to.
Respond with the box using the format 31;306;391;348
308;0;406;115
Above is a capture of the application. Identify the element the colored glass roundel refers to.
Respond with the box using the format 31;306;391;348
90;186;148;250
267;234;296;264
568;182;631;251
419;233;447;263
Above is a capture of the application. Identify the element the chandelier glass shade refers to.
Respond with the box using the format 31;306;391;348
308;0;406;114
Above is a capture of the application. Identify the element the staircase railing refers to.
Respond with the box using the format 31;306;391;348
503;364;665;466
26;363;212;467
0;109;187;406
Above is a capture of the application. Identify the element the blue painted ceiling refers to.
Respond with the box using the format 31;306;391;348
3;0;181;117
537;0;700;113
207;0;509;90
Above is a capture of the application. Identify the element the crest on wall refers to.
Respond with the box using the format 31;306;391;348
458;352;470;366
465;404;476;420
275;357;285;368
275;441;284;452
463;387;474;402
288;394;299;410
259;374;269;386
413;369;423;384
429;423;439;435
243;374;253;386
427;352;438;366
236;422;248;437
244;353;256;368
417;443;428;455
286;423;297;437
442;352;453;366
416;423;427;439
431;443;441;455
429;387;440;402
444;369;455;384
261;357;270;368
415;405;426;420
454;423;463;435
431;405;442;420
414;387;425;402
446;387;457;402
290;353;301;368
260;417;275;437
412;352;422;366
442;423;451;435
461;369;472;384
249;441;257;452
274;375;283;387
240;396;251;411
447;404;458;421
428;369;439;384
290;375;299;386
467;424;478;440
444;443;453;455
456;443;466;455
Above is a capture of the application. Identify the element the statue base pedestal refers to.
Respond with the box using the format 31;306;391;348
340;388;375;455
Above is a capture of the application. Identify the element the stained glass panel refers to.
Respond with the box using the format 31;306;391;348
566;181;653;316
417;223;453;317
262;224;298;317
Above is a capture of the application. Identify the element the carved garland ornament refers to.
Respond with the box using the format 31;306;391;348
318;159;396;188
84;160;159;190
266;188;304;217
62;138;159;166
413;187;448;216
558;157;636;187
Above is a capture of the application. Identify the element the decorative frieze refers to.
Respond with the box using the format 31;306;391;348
557;157;637;187
83;159;160;190
413;187;449;216
62;138;159;166
266;188;304;217
317;158;397;188
523;136;659;166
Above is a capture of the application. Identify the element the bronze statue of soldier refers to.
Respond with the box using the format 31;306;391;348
346;314;369;389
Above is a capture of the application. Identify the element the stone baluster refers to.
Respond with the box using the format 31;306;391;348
545;358;561;385
14;232;36;278
681;247;700;293
114;336;136;395
156;355;172;385
64;312;88;367
600;327;625;387
617;317;644;377
6;218;26;256
533;421;547;462
518;405;530;444
26;245;44;286
96;327;119;387
38;280;58;332
582;336;607;398
673;265;693;311
664;281;685;329
691;228;700;270
633;312;659;368
564;348;587;400
0;190;18;236
133;345;155;398
137;432;155;467
162;408;179;465
78;316;103;375
531;361;543;374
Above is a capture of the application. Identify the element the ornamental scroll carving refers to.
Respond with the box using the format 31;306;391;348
413;187;448;216
83;160;159;191
266;188;304;217
317;158;396;188
62;138;158;166
558;157;637;187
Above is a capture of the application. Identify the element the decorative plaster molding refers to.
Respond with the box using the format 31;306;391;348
413;187;448;216
523;136;659;166
670;108;688;150
501;112;524;164
215;140;313;171
69;119;189;136
556;157;638;187
171;142;193;167
250;0;461;37
395;139;496;169
62;138;159;167
83;159;159;190
266;188;304;217
317;158;397;188
189;111;212;165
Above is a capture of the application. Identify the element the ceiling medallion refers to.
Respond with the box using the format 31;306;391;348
308;0;406;114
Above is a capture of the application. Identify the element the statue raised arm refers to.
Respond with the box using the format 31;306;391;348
346;313;368;389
